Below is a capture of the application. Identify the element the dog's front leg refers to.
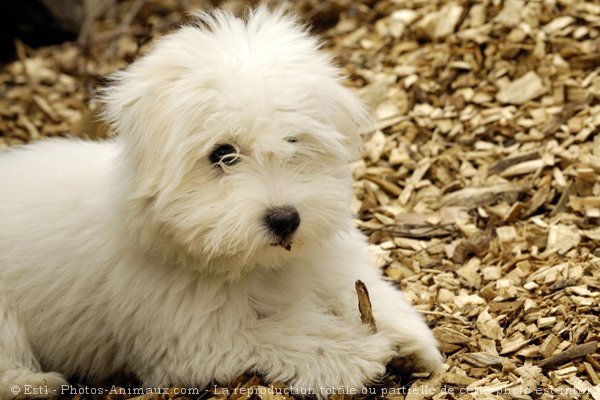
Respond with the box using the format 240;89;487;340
246;297;398;398
313;232;444;377
0;302;68;400
352;275;445;375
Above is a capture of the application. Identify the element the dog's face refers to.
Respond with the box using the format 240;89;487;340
103;7;372;276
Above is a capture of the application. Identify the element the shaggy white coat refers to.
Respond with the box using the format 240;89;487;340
0;7;442;399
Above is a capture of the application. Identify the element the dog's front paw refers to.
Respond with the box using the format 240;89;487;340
389;344;444;377
380;320;444;377
0;369;68;400
265;332;396;398
287;354;385;397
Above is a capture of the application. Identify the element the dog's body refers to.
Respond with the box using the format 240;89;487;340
0;8;441;399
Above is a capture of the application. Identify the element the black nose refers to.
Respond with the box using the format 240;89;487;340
264;206;300;238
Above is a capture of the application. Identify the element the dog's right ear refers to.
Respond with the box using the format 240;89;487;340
98;60;180;199
99;70;141;129
99;19;240;201
99;68;150;192
324;82;375;161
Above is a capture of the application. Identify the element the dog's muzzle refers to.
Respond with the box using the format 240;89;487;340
264;206;300;250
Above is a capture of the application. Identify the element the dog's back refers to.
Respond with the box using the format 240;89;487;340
0;139;119;256
0;139;129;385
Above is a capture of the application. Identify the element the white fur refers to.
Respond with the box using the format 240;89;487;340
0;7;442;399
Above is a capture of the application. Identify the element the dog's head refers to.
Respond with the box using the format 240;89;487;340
102;6;373;277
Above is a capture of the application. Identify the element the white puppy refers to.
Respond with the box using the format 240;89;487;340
0;6;442;399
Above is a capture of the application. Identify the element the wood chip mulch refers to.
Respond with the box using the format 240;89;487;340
1;0;599;399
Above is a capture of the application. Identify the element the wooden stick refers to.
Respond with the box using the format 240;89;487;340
355;280;377;334
538;341;598;370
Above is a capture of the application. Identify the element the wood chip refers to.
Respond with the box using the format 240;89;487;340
497;71;547;105
566;376;600;400
439;184;526;209
584;362;600;386
547;224;581;254
462;352;505;368
415;3;463;40
442;372;477;386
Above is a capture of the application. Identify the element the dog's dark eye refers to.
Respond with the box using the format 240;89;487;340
285;137;298;143
210;144;239;167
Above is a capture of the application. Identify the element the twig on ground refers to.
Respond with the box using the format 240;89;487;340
356;280;377;333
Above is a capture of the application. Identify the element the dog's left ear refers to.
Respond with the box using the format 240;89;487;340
327;83;375;160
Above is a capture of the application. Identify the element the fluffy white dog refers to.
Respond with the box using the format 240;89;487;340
0;6;442;399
